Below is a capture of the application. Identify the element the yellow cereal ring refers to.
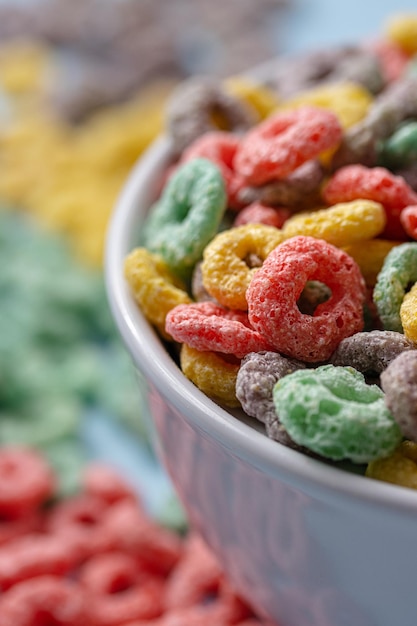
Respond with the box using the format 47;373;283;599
180;343;240;408
282;200;386;248
385;14;417;54
400;282;417;343
343;239;401;287
279;82;373;129
124;247;191;339
201;223;285;311
366;441;417;489
224;76;279;119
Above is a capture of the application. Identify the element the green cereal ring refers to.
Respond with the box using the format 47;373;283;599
141;158;227;279
373;242;417;332
0;396;82;447
378;121;417;169
273;365;402;463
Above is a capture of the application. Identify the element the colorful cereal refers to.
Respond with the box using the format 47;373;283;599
234;105;342;186
273;365;402;463
246;236;366;362
141;158;227;279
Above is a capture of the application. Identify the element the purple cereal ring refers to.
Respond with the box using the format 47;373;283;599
236;351;305;424
381;350;417;441
330;330;416;375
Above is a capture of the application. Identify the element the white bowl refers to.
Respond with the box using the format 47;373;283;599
105;135;417;626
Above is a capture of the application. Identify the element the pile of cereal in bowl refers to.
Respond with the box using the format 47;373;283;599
124;13;417;491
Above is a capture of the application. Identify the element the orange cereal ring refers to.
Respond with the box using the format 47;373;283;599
124;247;192;340
201;223;285;310
234;105;343;186
180;344;241;408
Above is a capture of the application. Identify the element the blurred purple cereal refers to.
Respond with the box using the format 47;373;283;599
331;75;417;169
237;159;325;209
166;76;258;155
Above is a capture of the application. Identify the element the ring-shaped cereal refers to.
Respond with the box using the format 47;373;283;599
201;223;285;310
165;302;273;358
381;351;417;441
166;76;257;154
378;121;417;169
79;552;164;624
273;364;402;463
0;576;89;626
180;343;241;408
366;441;417;489
234;105;343;186
124;247;191;340
322;164;417;239
342;239;400;287
247;235;366;362
278;82;373;130
180;131;245;210
141;158;227;280
0;447;55;519
330;329;415;374
373;242;417;332
282;199;386;248
400;282;417;342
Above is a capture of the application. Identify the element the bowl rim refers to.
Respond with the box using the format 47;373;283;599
105;133;417;516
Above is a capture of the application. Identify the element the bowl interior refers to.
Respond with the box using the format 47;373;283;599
105;134;417;516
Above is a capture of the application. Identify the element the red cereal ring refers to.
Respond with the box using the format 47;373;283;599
0;511;41;547
181;131;245;210
164;533;223;611
247;236;366;362
0;447;55;519
233;202;291;229
46;494;114;561
79;552;164;625
165;302;274;358
0;575;90;626
400;205;417;239
101;500;183;577
83;463;137;506
322;164;417;239
234;105;343;186
0;533;75;591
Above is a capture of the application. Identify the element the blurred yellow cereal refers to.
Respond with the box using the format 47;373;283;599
0;40;51;95
225;76;279;119
343;239;400;287
283;200;386;249
400;282;417;343
366;441;417;489
385;14;417;54
124;247;191;340
279;82;373;129
180;343;241;408
0;82;172;265
201;223;285;311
